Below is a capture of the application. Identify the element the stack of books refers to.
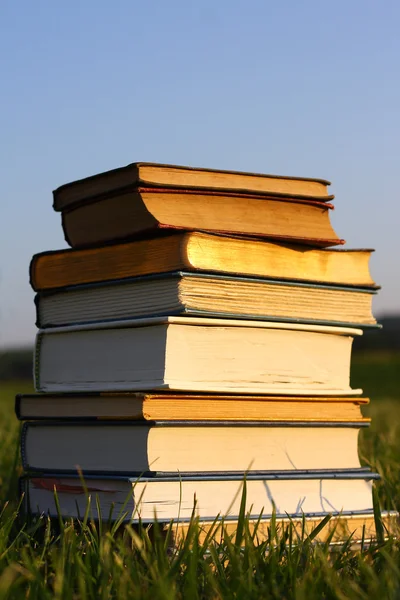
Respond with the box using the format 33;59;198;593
17;162;390;540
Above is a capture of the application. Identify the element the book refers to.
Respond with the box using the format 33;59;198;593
34;272;378;330
22;472;378;522
20;421;368;474
29;231;377;292
15;393;370;422
53;162;333;212
33;317;363;395
60;188;342;249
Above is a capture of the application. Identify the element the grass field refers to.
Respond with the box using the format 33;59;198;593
0;353;399;598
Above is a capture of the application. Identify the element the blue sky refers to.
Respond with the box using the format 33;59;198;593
1;0;399;347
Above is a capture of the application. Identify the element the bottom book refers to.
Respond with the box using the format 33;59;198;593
22;471;379;522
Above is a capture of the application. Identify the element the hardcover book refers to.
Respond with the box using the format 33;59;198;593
34;272;378;329
33;317;363;395
20;420;369;474
53;162;333;212
15;393;370;422
29;231;377;292
22;471;379;522
60;188;342;249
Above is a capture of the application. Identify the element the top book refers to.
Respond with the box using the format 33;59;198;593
53;162;333;211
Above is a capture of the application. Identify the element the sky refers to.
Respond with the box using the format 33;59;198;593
1;0;399;347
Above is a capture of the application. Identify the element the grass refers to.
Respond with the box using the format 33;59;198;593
0;353;398;598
